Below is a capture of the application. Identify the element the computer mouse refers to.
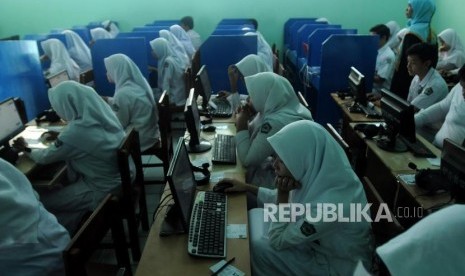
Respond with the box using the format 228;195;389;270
213;181;233;193
202;125;216;132
40;131;59;144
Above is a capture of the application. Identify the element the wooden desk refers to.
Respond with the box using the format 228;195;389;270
331;93;383;123
136;122;251;275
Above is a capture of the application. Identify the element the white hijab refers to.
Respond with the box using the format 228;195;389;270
90;27;113;41
235;54;271;77
169;24;196;60
0;159;40;246
48;81;125;156
385;21;401;50
438;28;465;69
41;38;81;81
159;29;190;69
245;32;273;71
377;204;465;276
150;37;185;87
62;29;92;70
245;72;313;130
102;20;120;38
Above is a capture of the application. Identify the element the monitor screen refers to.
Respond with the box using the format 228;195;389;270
47;70;69;88
0;98;25;147
348;66;367;107
166;137;197;232
184;88;211;153
441;138;465;202
377;88;415;152
194;65;212;110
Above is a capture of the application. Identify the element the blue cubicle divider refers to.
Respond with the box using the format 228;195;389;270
211;29;250;35
218;19;252;25
307;29;357;67
87;21;102;30
283;18;316;48
200;35;257;94
296;24;340;58
91;38;149;96
133;26;165;32
22;34;68;71
153;20;179;26
71;27;92;44
117;32;159;67
307;34;378;124
214;25;254;31
0;41;49;121
46;34;68;48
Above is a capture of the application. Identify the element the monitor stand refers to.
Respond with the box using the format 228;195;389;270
159;204;186;236
186;139;212;154
376;136;408;153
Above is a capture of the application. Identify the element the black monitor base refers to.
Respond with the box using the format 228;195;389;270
186;140;212;153
159;204;186;237
376;136;408;153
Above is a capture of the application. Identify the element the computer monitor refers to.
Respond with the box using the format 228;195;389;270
348;66;367;107
441;138;465;202
47;70;69;88
194;65;212;111
160;137;197;235
184;88;212;153
0;98;26;164
377;88;416;152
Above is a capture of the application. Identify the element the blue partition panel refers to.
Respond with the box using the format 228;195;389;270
50;28;65;34
87;21;102;30
71;27;91;44
283;18;316;48
91;38;149;96
0;41;49;121
46;33;68;48
218;19;252;25
296;24;340;58
307;29;357;66
132;26;165;32
308;35;378;124
153;20;179;26
200;35;257;94
211;29;250;35
117;32;159;67
215;24;254;31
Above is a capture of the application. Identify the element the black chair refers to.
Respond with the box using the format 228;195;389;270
115;127;149;261
63;194;132;276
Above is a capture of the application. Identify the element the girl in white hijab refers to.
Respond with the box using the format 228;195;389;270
0;158;70;275
41;38;81;81
149;37;187;106
169;24;196;61
235;72;313;187
245;32;274;71
377;204;465;276
90;27;113;45
102;20;120;38
218;120;373;275
159;29;190;69
437;28;465;75
104;53;160;151
62;29;92;70
385;21;401;51
13;81;125;233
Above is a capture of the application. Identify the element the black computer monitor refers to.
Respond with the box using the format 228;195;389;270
160;137;197;235
441;138;465;202
377;88;416;152
0;98;26;164
194;65;212;111
184;88;212;153
348;66;367;107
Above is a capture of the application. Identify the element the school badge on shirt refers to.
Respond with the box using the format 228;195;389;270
300;221;316;236
424;87;433;96
261;122;272;134
54;138;63;148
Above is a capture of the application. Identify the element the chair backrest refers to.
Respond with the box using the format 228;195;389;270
118;127;144;200
297;91;311;111
326;123;351;160
157;90;174;174
63;194;131;276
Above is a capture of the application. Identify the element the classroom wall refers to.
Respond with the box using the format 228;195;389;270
433;0;465;43
1;0;410;50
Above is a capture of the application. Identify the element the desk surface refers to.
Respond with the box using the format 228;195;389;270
136;122;251;275
331;93;383;123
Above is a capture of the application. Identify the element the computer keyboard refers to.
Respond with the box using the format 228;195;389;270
210;98;233;118
399;136;436;158
212;134;236;165
188;191;227;258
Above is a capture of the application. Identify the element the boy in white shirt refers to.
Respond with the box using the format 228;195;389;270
371;24;396;91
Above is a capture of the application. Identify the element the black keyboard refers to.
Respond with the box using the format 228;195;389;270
188;191;227;258
399;136;436;158
212;134;236;164
210;98;233;118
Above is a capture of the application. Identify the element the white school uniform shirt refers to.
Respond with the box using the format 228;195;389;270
0;158;70;276
245;32;273;71
374;44;396;90
437;28;465;71
150;38;187;106
104;54;160;151
159;30;190;69
377;205;465;276
187;29;202;50
415;82;465;148
170;24;196;60
407;67;448;109
249;120;373;276
41;38;81;81
62;30;92;70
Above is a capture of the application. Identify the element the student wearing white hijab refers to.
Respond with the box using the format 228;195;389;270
218;120;373;275
180;16;202;50
0;158;70;275
159;29;190;69
41;38;81;81
13;81;125;233
385;21;401;51
150;37;187;106
62;29;92;70
437;28;465;76
104;54;160;152
376;204;465;276
90;27;113;45
170;24;196;61
102;20;120;38
235;72;313;187
245;32;273;72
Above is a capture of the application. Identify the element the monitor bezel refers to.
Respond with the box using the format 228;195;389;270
194;65;211;110
380;88;416;143
0;97;25;147
348;66;367;107
184;88;211;153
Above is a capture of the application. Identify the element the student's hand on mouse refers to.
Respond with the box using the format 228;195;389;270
217;178;246;193
12;137;28;152
275;176;301;192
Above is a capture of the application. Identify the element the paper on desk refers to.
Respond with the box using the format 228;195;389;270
398;174;416;185
227;224;247;239
427;157;440;167
210;172;225;184
209;259;245;276
215;125;228;130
